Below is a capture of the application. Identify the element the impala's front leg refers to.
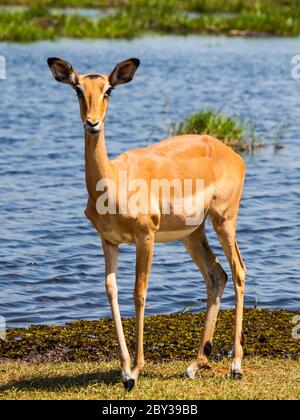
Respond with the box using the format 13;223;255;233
102;240;133;390
132;229;154;385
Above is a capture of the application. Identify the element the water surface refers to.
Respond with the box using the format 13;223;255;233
0;6;116;19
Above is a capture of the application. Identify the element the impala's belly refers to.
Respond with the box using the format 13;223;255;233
154;210;205;243
152;184;211;243
155;226;199;243
101;223;201;244
99;186;210;244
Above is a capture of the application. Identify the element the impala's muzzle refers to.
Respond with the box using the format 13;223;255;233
85;119;101;134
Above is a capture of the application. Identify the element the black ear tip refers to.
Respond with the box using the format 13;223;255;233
47;57;58;67
131;58;140;68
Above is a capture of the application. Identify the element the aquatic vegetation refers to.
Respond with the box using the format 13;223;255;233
1;1;300;41
0;309;299;363
174;109;260;153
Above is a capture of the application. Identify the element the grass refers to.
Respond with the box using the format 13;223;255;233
1;1;300;41
174;109;261;153
0;358;299;399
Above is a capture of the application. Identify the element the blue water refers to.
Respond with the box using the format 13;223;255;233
0;36;299;328
0;6;116;19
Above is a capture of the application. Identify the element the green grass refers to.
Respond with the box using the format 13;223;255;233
1;1;300;41
174;109;260;153
0;358;299;399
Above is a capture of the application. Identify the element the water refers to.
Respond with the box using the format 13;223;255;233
0;7;236;21
0;6;116;19
0;36;299;328
183;11;239;19
51;8;116;19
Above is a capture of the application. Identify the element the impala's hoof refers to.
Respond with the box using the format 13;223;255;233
123;378;135;391
231;371;243;381
184;365;197;380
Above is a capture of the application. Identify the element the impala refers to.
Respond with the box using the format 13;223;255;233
47;57;246;390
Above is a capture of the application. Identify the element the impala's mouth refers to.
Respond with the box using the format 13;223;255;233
85;122;101;134
86;126;100;134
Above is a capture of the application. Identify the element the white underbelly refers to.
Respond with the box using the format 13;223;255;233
155;226;199;243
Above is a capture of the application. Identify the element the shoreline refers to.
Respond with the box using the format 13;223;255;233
1;1;300;42
1;308;299;363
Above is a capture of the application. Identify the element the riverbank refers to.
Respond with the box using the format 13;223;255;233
1;309;299;362
2;308;298;399
0;357;299;399
1;1;300;42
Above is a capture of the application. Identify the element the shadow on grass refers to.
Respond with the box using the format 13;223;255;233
0;369;120;393
0;368;186;394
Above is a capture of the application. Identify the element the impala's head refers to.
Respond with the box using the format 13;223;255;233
47;57;140;134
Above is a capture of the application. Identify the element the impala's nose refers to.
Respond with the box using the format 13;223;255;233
85;119;100;133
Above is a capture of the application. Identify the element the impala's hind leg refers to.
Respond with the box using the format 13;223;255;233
183;225;227;379
211;211;246;380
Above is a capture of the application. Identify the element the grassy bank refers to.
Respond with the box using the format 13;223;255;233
0;358;299;399
1;1;300;41
1;309;299;399
1;309;299;363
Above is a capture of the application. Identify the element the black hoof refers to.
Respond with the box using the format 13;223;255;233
231;371;243;381
123;379;135;391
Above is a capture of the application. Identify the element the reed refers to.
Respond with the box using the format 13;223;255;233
174;109;258;153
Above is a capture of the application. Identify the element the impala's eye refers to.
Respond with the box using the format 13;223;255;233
75;86;84;98
104;87;112;97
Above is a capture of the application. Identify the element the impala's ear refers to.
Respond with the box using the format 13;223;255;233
47;57;79;87
108;58;140;88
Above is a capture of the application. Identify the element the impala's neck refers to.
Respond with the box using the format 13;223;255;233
84;128;114;203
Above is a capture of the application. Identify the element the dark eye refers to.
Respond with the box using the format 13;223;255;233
105;88;113;97
75;86;84;98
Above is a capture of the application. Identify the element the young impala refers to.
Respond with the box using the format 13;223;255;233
47;57;246;390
